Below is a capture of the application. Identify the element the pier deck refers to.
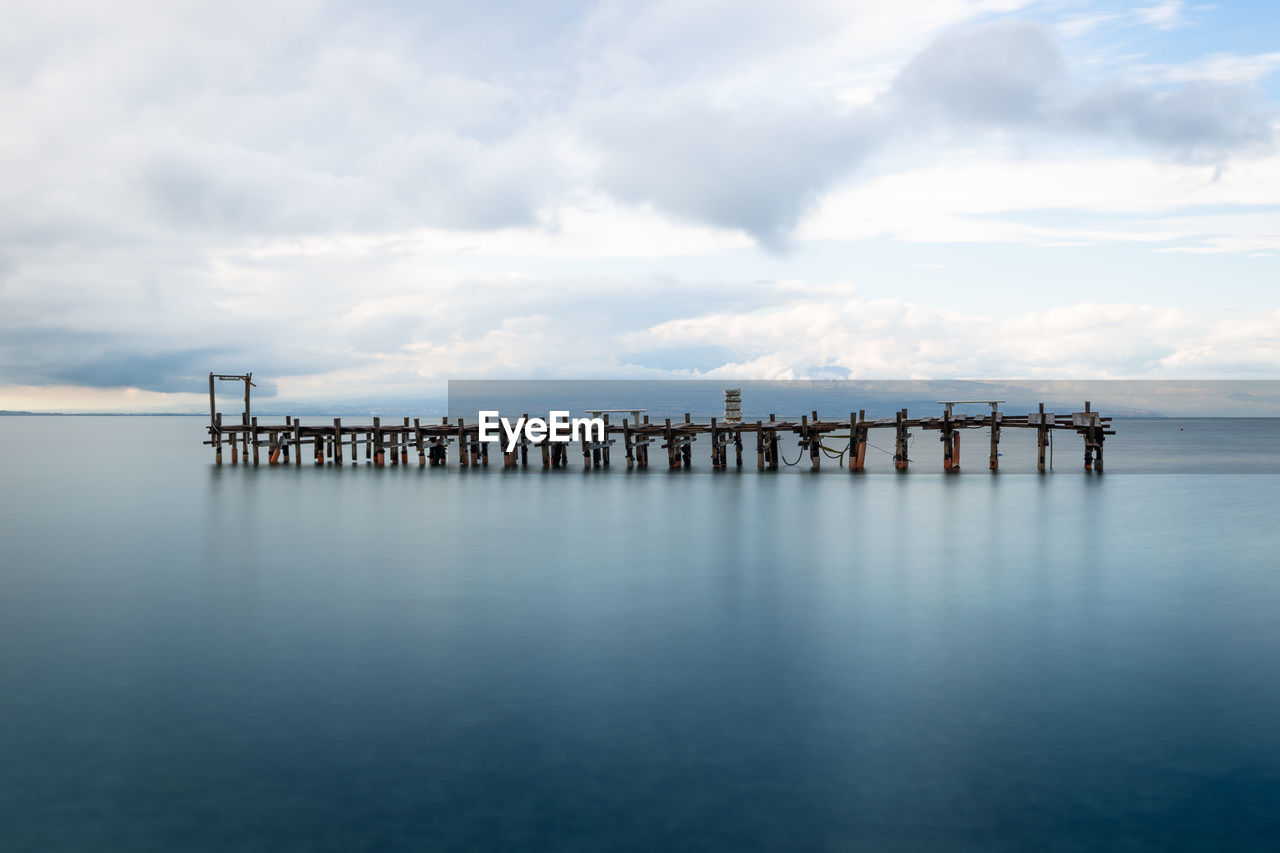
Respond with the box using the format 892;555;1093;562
205;374;1114;472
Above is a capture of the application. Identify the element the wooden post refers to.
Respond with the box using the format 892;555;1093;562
756;420;764;469
1037;403;1047;473
894;409;908;471
208;373;217;434
456;419;467;467
710;417;720;469
520;414;529;466
856;409;867;471
807;415;820;470
251;417;260;465
766;415;775;470
373;417;384;466
989;404;1000;471
293;417;302;466
734;426;742;468
665;418;677;469
942;407;952;472
681;413;693;468
624;419;634;469
282;416;291;463
640;417;650;468
602;414;611;467
333;418;343;465
953;430;961;472
214;413;223;464
848;413;857;471
1083;401;1094;472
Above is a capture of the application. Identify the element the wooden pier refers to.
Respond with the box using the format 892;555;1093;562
205;374;1115;472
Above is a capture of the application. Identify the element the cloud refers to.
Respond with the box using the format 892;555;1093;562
1;1;1278;406
892;19;1065;122
1061;81;1275;160
889;19;1274;160
587;97;883;248
590;17;1275;245
1135;1;1188;30
623;295;1280;380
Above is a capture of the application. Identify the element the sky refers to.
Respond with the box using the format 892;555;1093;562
1;0;1278;412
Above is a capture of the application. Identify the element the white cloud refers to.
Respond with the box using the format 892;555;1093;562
625;293;1280;379
1;1;1278;406
799;153;1280;248
1135;1;1189;30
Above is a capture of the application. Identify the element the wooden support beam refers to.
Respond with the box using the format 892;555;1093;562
848;412;857;471
333;418;343;465
989;406;1000;472
942;408;952;472
520;414;529;466
602;414;611;467
856;409;867;471
808;414;820;471
710;417;720;468
681;413;693;468
894;409;908;471
1082;401;1094;472
1037;403;1047;473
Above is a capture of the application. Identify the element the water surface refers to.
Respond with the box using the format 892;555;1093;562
1;417;1278;850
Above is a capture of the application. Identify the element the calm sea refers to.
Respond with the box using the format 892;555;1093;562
1;416;1278;851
